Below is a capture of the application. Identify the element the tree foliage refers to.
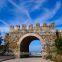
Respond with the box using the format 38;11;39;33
55;30;62;54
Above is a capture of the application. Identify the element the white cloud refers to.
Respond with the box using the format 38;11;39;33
35;1;61;24
8;0;48;25
8;0;32;25
31;0;46;12
0;27;9;32
0;19;10;33
0;19;10;27
20;0;45;3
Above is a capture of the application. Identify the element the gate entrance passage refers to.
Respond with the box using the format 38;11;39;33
19;33;44;58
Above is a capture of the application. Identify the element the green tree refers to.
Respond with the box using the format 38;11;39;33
55;38;62;54
55;30;62;54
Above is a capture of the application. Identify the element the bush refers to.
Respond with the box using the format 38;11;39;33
55;38;62;54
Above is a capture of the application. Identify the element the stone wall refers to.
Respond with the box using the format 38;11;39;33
4;23;62;58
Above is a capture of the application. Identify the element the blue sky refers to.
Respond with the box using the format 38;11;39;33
29;40;43;53
0;0;62;32
0;0;62;52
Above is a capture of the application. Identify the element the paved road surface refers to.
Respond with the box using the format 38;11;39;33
3;58;54;62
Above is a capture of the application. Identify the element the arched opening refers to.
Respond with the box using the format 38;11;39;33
29;40;44;57
19;34;44;58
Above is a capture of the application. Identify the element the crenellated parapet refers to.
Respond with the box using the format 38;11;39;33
9;23;55;34
8;22;62;43
8;23;58;46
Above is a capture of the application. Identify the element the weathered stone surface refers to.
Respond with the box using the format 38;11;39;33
4;23;62;58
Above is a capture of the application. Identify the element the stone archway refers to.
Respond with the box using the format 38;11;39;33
17;33;46;58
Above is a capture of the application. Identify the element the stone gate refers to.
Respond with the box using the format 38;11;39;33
4;23;60;58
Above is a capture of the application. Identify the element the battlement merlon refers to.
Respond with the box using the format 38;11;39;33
9;23;55;33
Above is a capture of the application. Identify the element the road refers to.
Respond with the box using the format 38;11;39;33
3;58;54;62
